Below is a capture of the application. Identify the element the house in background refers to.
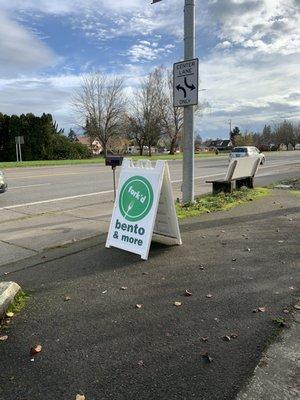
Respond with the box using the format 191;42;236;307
204;139;233;151
77;136;102;155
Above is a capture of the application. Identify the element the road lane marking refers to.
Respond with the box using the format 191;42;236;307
0;190;114;211
9;183;51;190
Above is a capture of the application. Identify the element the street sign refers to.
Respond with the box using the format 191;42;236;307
106;159;182;260
173;58;199;107
15;136;24;144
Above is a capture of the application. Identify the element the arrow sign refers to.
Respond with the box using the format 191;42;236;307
176;84;187;98
184;77;195;91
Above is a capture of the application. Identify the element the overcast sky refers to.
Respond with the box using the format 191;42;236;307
0;0;299;139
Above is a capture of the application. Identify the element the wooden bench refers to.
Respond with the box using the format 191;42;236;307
206;157;261;194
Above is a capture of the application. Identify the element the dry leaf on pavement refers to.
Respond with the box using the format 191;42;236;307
75;395;85;400
137;360;144;367
184;290;192;297
135;304;143;309
120;286;128;290
201;336;209;342
30;344;42;355
230;333;238;339
222;335;231;341
0;335;8;341
174;301;182;307
206;294;213;298
64;296;71;302
253;307;266;313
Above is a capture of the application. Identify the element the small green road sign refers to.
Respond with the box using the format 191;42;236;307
119;176;154;222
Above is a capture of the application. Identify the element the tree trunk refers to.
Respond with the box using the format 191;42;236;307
169;137;176;155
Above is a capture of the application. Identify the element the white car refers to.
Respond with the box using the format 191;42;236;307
0;170;8;193
229;146;266;165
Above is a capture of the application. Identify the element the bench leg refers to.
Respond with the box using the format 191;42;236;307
236;177;254;189
212;181;235;194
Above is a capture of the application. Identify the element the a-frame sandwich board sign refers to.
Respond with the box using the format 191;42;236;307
106;159;182;260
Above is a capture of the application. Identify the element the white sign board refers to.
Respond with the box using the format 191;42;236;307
106;159;182;260
173;58;199;107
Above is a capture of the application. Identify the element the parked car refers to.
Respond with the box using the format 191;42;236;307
0;170;8;193
228;146;266;165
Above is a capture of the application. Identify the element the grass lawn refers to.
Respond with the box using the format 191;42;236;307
176;187;270;219
0;152;223;169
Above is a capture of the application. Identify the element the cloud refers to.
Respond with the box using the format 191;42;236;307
0;12;55;78
127;41;175;62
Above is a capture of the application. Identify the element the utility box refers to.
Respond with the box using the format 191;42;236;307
105;156;124;168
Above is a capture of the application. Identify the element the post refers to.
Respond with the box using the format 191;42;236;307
112;166;116;201
18;141;22;162
182;0;195;203
16;142;19;162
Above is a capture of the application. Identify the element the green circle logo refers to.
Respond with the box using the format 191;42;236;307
119;176;154;222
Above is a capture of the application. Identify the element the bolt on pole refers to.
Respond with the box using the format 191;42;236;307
182;0;195;204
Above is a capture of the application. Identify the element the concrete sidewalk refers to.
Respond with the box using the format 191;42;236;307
0;189;299;400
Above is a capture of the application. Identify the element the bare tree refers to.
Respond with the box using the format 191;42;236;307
124;69;162;156
73;72;125;157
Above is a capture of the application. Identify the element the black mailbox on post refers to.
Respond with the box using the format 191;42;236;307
105;155;123;168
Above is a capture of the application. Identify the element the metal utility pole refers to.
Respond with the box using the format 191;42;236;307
152;0;196;203
182;0;195;203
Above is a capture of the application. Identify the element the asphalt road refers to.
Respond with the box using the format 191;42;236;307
1;152;299;214
0;189;299;400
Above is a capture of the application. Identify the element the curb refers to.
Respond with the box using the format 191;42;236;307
0;281;21;317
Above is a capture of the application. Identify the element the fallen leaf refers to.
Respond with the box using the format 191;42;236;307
221;230;226;233
230;333;238;339
202;352;213;363
6;312;14;318
214;317;220;322
289;286;295;290
222;335;231;341
184;290;192;297
120;286;128;290
201;336;209;342
278;240;284;244
30;344;42;356
0;335;8;341
137;360;144;367
142;272;149;275
135;304;143;309
199;265;205;270
232;258;237;262
276;229;280;232
283;309;289;314
75;395;85;400
64;296;71;301
4;272;9;275
174;301;182;307
206;294;213;298
102;290;107;294
245;248;251;252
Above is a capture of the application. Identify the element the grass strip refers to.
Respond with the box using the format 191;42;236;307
176;187;269;219
0;152;222;169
